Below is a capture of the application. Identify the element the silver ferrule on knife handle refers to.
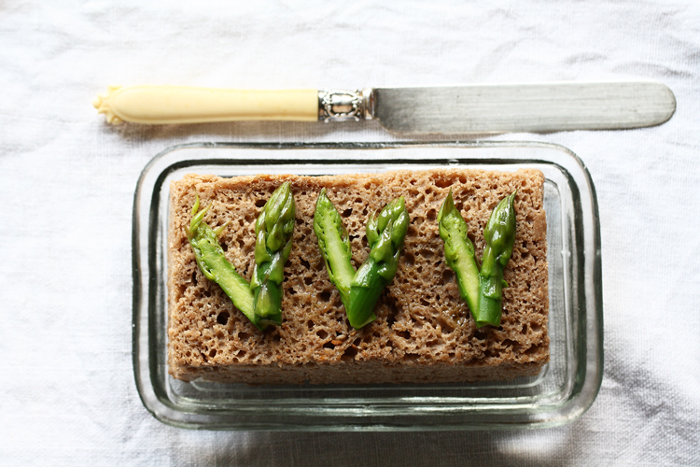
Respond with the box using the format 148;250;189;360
318;89;375;122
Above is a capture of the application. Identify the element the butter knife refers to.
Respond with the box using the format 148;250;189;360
93;81;675;134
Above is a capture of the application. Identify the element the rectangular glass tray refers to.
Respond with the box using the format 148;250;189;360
132;141;603;431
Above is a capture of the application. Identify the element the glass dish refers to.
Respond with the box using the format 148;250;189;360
132;141;603;431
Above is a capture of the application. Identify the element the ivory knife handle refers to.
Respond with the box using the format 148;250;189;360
93;85;319;124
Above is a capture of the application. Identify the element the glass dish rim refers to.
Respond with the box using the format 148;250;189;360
132;140;604;431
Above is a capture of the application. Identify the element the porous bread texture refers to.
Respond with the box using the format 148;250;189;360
167;169;549;384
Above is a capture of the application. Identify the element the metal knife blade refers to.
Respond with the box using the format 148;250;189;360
372;81;676;134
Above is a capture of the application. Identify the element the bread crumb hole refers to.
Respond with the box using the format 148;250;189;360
397;330;410;339
238;332;251;340
342;346;358;361
319;290;332;302
208;349;217;358
426;209;437;222
418;248;434;259
255;199;266;207
342;208;352;217
502;339;518;350
442;269;454;283
323;341;335;350
435;178;452;188
438;318;454;334
317;329;328;340
216;311;230;325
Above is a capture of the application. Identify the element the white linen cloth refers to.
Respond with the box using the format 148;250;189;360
0;0;698;465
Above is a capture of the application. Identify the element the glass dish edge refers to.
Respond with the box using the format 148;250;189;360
132;140;604;431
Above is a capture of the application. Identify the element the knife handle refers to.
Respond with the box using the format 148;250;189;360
94;86;375;125
93;85;320;124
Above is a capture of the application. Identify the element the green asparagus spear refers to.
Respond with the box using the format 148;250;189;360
348;196;410;329
313;189;355;307
186;195;259;328
249;181;296;327
186;183;296;330
313;189;409;329
476;191;517;328
437;190;517;328
437;189;481;317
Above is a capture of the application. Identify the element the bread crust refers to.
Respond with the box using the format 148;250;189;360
167;169;549;384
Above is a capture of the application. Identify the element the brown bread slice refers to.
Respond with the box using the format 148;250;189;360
167;168;549;384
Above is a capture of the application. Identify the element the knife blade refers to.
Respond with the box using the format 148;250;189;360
93;81;675;134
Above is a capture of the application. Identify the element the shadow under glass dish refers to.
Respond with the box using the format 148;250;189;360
132;141;603;431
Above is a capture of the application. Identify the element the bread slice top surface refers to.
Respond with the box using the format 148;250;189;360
167;168;549;381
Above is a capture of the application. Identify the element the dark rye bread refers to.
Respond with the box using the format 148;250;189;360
167;169;549;384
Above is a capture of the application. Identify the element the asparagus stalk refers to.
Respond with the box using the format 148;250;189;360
186;195;259;328
476;191;517;327
437;189;481;317
348;196;410;329
249;181;296;327
313;190;409;329
438;190;517;328
186;183;296;330
312;189;355;303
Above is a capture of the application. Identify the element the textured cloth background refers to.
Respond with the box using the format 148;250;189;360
1;1;698;465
